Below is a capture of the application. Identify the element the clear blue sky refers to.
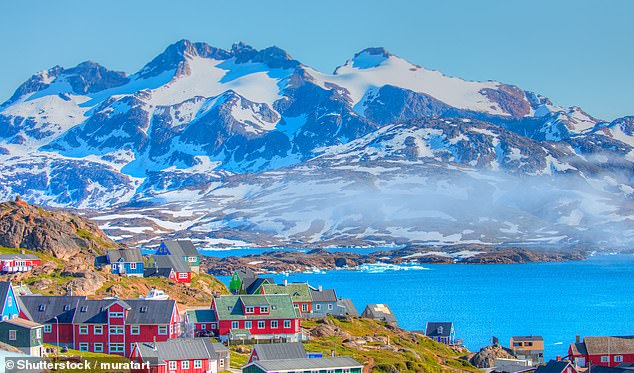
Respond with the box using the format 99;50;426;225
2;0;632;120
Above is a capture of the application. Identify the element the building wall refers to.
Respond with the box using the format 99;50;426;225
217;318;299;336
0;323;43;355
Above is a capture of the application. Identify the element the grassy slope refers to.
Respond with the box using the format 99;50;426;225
301;317;476;373
43;344;130;373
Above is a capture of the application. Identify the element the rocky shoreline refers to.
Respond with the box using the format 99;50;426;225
200;245;587;276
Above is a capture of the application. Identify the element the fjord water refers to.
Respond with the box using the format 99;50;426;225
216;253;634;358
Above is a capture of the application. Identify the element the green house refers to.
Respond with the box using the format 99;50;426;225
0;318;44;356
242;356;363;373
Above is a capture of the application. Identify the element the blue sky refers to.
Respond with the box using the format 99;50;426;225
1;0;632;120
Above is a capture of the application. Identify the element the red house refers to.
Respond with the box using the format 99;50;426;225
0;254;41;273
192;295;303;343
131;338;230;373
18;295;181;357
569;336;634;368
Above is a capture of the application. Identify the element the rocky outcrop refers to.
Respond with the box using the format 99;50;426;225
201;245;586;276
468;344;517;368
0;198;117;259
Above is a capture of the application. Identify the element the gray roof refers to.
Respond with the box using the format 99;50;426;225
72;299;117;323
144;267;174;278
534;361;573;373
123;299;176;324
310;287;338;302
153;255;190;273
361;304;397;323
513;336;543;342
0;282;12;312
583;336;634;355
161;240;198;258
135;338;227;363
426;322;454;337
0;254;39;260
18;295;86;323
249;357;363;372
107;248;143;263
251;342;306;361
1;318;42;329
337;298;359;317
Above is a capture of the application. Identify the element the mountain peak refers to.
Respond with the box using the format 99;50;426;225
350;47;392;69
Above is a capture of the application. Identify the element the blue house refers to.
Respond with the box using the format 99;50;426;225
106;248;144;277
0;282;20;320
425;322;457;345
155;240;200;274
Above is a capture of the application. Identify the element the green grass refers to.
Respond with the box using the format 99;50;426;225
229;346;250;368
43;344;130;373
75;228;116;252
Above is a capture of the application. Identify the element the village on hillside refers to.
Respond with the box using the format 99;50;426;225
0;239;632;373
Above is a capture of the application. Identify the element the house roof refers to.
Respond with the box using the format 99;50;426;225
534;361;574;373
590;366;634;373
213;295;297;320
245;278;273;295
1;317;42;329
426;322;454;337
310;287;338;302
161;240;198;258
251;342;306;361
72;299;117;323
153;255;190;273
569;342;588;356
143;267;174;278
18;295;86;323
337;298;359;317
0;254;40;260
583;336;634;355
107;248;143;263
249;357;363;372
361;304;397;323
186;309;217;323
263;283;312;303
513;336;544;342
0;282;13;312
69;298;175;325
135;338;227;363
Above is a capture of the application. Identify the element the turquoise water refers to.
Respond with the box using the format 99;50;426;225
214;254;634;359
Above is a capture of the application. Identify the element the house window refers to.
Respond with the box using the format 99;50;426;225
7;297;12;307
181;360;190;369
245;306;254;313
94;343;104;353
8;330;16;341
44;324;52;333
258;320;266;329
316;304;321;311
201;324;206;330
109;343;124;353
130;326;140;335
178;273;188;279
328;304;333;311
188;257;197;262
245;321;252;329
158;326;168;335
260;306;269;313
79;325;89;335
601;356;610;363
169;361;177;370
111;264;117;270
302;304;308;312
271;320;278;329
219;359;224;368
232;321;239;329
79;343;89;352
109;312;124;318
109;326;124;335
615;356;624;362
94;325;103;335
284;320;291;328
36;328;41;339
170;324;174;335
130;262;136;269
194;360;202;369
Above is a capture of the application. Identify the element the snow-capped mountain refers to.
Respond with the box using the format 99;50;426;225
1;40;632;247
